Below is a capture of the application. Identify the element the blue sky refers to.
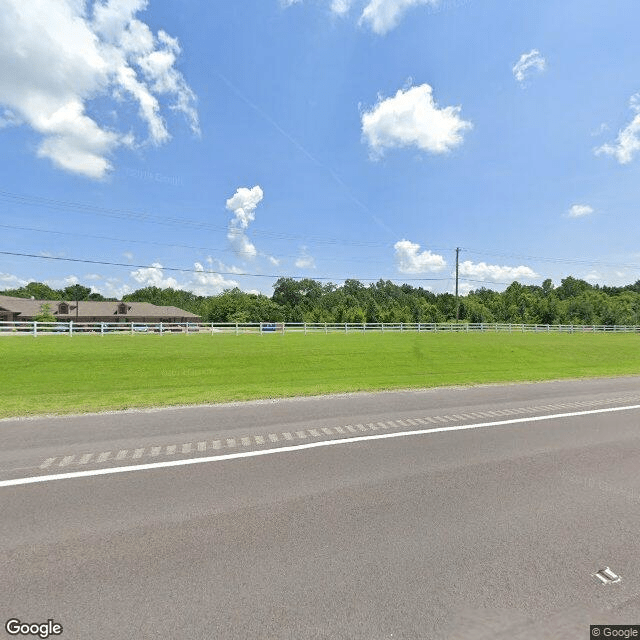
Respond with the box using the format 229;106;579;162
1;0;639;298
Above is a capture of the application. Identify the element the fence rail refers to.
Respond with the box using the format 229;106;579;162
2;320;640;336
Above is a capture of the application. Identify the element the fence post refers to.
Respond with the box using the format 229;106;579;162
400;323;403;333
69;321;73;337
345;323;348;334
304;323;307;336
325;323;327;335
101;322;104;336
160;322;164;335
235;323;239;336
381;323;384;333
33;321;37;337
418;322;421;333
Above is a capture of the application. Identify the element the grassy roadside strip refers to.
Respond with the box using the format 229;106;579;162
1;332;639;418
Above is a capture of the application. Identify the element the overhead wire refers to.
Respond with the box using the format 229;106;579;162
0;250;452;284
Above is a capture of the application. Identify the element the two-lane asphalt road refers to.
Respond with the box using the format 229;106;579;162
2;377;640;639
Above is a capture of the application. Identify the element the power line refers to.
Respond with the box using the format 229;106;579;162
0;223;406;266
4;189;637;271
0;189;428;250
0;250;452;284
461;247;640;270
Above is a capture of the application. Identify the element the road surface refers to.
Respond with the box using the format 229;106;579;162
2;377;640;639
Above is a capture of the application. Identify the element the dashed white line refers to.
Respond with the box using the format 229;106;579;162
321;428;334;436
255;435;265;445
282;432;293;441
133;448;144;459
96;452;111;463
334;426;345;434
59;455;75;467
308;429;321;437
211;440;222;450
115;450;128;461
356;424;367;432
197;441;207;452
166;445;177;455
241;437;251;447
79;453;93;465
268;433;279;442
150;447;162;457
182;443;192;454
295;431;307;439
345;425;358;433
9;404;639;488
226;438;236;448
40;458;56;469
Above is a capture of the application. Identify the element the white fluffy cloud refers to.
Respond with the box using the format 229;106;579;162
459;261;539;282
0;0;198;179
295;246;316;269
0;272;28;288
512;49;546;84
130;261;238;295
191;262;239;295
360;0;437;34
131;262;180;289
596;93;640;164
362;84;471;157
568;204;594;218
284;0;441;33
225;185;264;260
331;0;354;14
394;240;447;273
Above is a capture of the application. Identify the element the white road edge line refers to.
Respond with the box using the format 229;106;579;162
3;404;640;489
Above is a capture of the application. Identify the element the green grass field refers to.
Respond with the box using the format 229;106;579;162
1;332;639;418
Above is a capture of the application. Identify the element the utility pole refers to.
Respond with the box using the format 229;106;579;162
455;247;460;322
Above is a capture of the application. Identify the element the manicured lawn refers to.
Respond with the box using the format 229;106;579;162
1;332;639;418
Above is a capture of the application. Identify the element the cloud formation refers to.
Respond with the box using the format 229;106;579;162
568;204;594;218
131;261;238;295
330;0;354;15
295;246;316;269
595;93;640;164
394;240;447;273
0;0;198;179
459;261;539;282
360;0;438;34
362;84;471;157
225;186;264;260
283;0;439;34
512;49;546;84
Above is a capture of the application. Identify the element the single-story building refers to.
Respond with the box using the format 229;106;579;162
0;296;202;324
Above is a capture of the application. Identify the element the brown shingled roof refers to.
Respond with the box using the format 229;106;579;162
0;296;201;321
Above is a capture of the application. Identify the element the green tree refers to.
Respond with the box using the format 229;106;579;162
33;303;56;323
62;284;92;301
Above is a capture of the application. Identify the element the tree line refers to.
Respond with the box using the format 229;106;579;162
3;276;640;325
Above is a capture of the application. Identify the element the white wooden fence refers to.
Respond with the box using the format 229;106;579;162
2;320;640;336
